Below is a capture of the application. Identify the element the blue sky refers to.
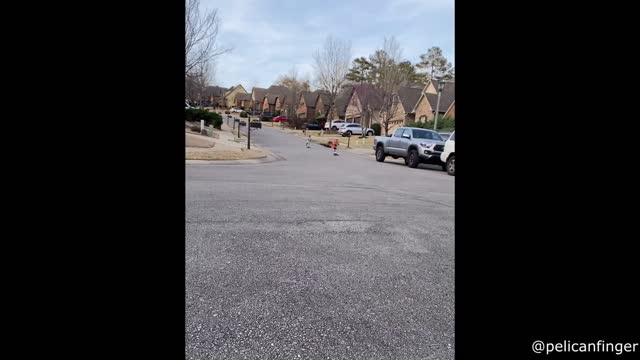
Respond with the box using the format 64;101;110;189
202;0;454;89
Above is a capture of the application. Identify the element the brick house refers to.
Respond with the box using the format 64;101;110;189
384;86;423;135
250;87;268;111
235;93;252;109
413;80;455;122
345;84;383;125
327;86;353;120
296;91;319;120
223;84;248;108
204;86;227;107
261;85;289;113
443;100;455;119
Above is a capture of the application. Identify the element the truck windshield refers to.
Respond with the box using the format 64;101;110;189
412;129;443;141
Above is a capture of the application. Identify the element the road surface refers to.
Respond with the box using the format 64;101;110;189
186;125;455;359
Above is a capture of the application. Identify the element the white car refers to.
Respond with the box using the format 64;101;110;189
440;131;455;176
325;119;347;130
229;107;242;113
338;123;375;137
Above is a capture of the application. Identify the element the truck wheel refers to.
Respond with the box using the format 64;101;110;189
446;155;455;176
407;149;419;168
366;130;374;136
375;145;386;162
331;126;338;131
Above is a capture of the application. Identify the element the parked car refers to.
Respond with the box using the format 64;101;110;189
439;132;452;141
304;122;322;130
338;123;375;137
440;131;455;176
230;107;242;113
325;119;347;131
273;115;288;123
373;127;446;169
260;112;275;121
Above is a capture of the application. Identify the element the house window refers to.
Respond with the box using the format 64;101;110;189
419;115;427;122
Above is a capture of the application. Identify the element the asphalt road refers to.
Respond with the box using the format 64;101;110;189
186;125;455;359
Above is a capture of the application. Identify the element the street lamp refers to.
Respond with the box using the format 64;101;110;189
433;79;446;131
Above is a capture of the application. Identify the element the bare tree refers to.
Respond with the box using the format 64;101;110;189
185;0;231;76
372;37;408;136
312;35;352;121
275;67;310;121
185;61;210;105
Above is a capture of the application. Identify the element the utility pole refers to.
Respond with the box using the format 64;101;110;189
433;79;445;131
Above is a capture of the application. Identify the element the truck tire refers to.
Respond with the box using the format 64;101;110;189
375;145;386;162
331;126;338;130
366;130;374;136
407;149;420;168
446;154;455;176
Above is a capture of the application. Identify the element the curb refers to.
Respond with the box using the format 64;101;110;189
186;151;286;166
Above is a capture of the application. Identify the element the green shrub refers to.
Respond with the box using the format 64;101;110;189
240;111;248;118
406;116;454;131
436;116;455;130
371;123;382;136
185;108;222;129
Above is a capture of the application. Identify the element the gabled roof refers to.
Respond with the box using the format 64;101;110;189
266;93;279;105
352;84;383;111
444;100;455;117
412;80;455;114
397;87;422;114
224;84;247;98
235;93;252;101
252;87;268;101
267;85;289;95
302;92;319;108
205;86;226;97
315;91;331;107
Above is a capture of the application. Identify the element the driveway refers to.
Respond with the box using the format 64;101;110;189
186;125;455;359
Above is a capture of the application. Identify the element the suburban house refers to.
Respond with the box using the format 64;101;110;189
295;91;318;120
262;94;278;112
385;86;423;134
250;87;268;111
327;85;353;120
443;100;455;119
314;91;331;121
222;84;248;108
235;93;252;109
261;85;289;113
204;86;228;107
345;84;383;125
413;80;455;122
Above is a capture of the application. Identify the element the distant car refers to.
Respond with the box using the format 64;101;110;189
440;131;455;176
338;123;374;137
325;119;347;130
304;122;322;130
260;112;275;121
273;115;288;123
230;107;242;113
439;132;452;141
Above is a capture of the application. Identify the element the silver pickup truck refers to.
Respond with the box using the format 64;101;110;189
373;127;446;169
